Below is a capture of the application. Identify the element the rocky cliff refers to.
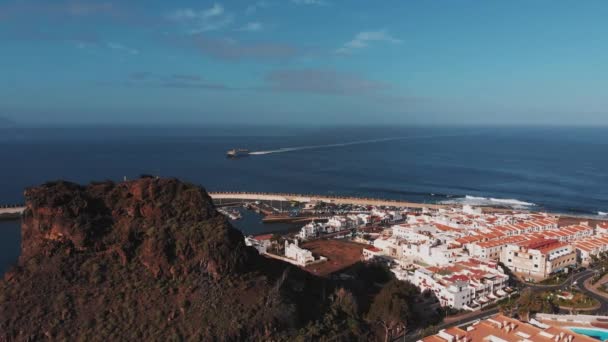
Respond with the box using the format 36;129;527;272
19;178;249;279
0;178;333;341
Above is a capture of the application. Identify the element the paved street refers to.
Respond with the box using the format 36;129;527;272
521;267;608;314
576;270;608;314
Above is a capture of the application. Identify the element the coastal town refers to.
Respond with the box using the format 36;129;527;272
3;0;607;339
3;189;608;341
220;193;608;341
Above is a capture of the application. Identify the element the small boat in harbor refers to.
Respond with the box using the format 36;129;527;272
217;208;242;220
227;209;242;220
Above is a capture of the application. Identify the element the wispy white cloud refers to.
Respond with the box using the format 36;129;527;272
245;1;270;15
238;22;263;32
336;30;402;54
167;3;234;33
291;0;329;5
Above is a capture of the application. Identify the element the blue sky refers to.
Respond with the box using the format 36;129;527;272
0;0;607;125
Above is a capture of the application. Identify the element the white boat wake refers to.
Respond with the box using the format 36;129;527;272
248;135;443;155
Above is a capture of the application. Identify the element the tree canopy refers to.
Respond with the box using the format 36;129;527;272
367;279;420;342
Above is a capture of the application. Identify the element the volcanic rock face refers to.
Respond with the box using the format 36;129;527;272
1;178;327;341
20;178;248;279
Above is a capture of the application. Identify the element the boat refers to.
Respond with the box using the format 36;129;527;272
226;148;250;158
229;209;242;220
217;208;242;220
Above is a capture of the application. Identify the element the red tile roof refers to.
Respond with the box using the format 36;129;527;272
253;234;274;241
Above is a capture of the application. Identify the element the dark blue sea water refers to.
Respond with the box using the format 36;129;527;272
1;125;607;274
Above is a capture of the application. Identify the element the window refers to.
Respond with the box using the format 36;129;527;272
529;255;533;259
508;259;512;262
514;252;518;256
534;264;539;268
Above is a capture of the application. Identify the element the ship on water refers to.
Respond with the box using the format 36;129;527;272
226;148;250;158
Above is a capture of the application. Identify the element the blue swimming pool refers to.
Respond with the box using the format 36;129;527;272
569;327;608;341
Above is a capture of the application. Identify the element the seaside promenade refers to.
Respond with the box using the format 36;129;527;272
208;191;447;210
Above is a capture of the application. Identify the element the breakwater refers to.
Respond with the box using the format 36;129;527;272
208;191;446;210
0;205;25;221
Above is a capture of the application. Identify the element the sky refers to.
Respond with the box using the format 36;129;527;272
0;0;607;126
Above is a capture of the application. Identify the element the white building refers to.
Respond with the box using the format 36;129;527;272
362;246;385;261
392;224;431;242
501;238;576;281
597;222;608;235
409;259;509;310
284;240;326;266
373;237;403;258
387;210;404;222
574;235;608;266
244;234;273;254
374;226;468;267
347;214;364;226
467;235;529;260
357;213;371;225
463;205;482;215
326;216;344;230
415;242;469;266
298;221;323;240
524;224;592;242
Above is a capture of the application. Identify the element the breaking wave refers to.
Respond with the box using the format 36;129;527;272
441;195;536;209
599;211;608;216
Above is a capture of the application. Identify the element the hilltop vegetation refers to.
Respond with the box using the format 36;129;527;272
0;178;438;341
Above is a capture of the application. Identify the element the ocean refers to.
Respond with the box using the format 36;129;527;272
1;125;607;274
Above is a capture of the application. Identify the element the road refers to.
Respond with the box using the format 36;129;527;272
575;270;608;314
525;268;597;292
521;267;608;314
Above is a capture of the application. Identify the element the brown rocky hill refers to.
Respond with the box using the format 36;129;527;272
0;178;339;341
